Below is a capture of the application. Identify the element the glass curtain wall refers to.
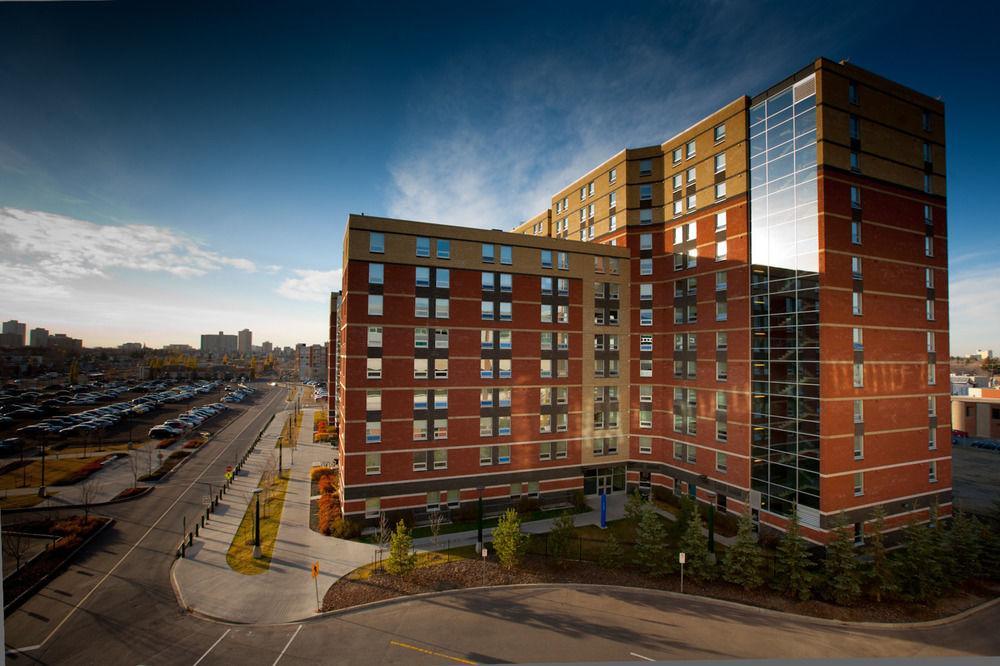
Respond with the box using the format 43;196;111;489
748;74;820;518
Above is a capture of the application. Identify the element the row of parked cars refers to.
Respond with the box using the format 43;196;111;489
147;385;254;438
10;381;224;439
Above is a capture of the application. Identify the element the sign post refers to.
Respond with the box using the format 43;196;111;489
481;548;487;587
679;552;686;594
311;561;320;612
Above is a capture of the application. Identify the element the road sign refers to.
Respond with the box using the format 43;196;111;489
481;548;487;558
678;552;686;564
311;561;320;579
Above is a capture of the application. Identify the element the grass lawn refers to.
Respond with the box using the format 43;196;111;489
348;545;478;581
226;471;291;575
276;411;302;451
0;456;109;490
404;506;587;540
0;492;56;510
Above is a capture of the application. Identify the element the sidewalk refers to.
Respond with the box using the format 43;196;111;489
171;407;376;624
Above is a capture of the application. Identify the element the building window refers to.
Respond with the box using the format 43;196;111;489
849;114;860;140
715;301;728;321
640;184;652;201
853;434;864;460
928;362;936;385
851;221;862;245
367;294;383;316
716;452;728;473
482;243;495;263
673;441;684;460
640;258;652;275
365;498;380;519
850;186;861;209
926;299;935;321
715;153;726;172
848;80;859;105
413;358;428;379
541;250;553;269
716;391;727;412
365;453;381;475
853;327;864;351
366;357;382;379
609;167;617;183
715;240;727;261
433;419;448;440
929;428;937;450
368;263;384;285
852;292;863;316
416;236;430;257
639;159;652;176
499;245;512;265
436;269;450;289
413;421;428;441
434;298;448;318
415;297;429;318
925;268;934;289
854;399;864;423
850;151;860;172
716;361;728;381
686;139;696;159
853;362;864;388
672;147;682;163
851;256;862;279
714;123;726;142
499;302;512;321
715;182;727;200
369;232;385;254
927;332;935;352
686;444;697;464
673;173;683;191
367;326;383;347
716;332;728;350
415;266;430;288
853;472;864;496
365;421;381;443
925;236;934;257
414;328;429;348
929;461;938;483
480;446;493;466
673;200;683;217
639;437;652;454
687;194;696;211
436;239;450;259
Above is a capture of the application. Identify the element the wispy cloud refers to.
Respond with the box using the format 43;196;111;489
276;268;342;302
949;264;1000;355
384;11;815;231
0;207;256;297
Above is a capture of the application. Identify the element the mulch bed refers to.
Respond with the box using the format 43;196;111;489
322;553;1000;623
52;454;115;486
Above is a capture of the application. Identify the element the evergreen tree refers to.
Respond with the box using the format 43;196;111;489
679;503;716;581
548;511;576;565
386;519;416;575
822;514;862;605
771;508;815;601
598;532;625;570
625;489;646;523
493;508;527;569
949;510;983;582
894;516;945;601
722;511;765;590
863;506;897;602
634;507;671;575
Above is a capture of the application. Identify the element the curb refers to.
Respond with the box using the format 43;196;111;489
2;485;154;516
167;578;1000;630
3;517;117;616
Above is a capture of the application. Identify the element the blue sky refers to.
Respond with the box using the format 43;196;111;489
0;1;996;352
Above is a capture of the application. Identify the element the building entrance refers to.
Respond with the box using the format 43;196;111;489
583;466;626;496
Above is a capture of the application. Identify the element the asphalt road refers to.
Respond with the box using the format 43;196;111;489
5;384;999;665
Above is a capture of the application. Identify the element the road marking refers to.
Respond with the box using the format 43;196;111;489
389;640;477;664
272;624;303;665
8;388;286;653
630;652;655;661
192;628;230;666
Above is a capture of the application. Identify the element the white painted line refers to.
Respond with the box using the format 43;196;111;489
193;628;231;666
272;624;303;665
10;388;286;653
630;652;655;662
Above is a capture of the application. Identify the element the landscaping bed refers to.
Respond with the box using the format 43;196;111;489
53;453;122;486
0;455;113;490
322;550;1000;623
138;449;190;481
226;470;290;575
155;437;179;450
3;515;110;610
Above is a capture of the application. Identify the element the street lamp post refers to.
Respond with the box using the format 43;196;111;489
38;438;46;498
476;486;484;553
252;488;263;558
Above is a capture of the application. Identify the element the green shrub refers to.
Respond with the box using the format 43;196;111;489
598;532;625;569
386;519;416;575
723;511;764;590
548;511;576;564
771;508;815;601
679;503;716;581
328;517;362;539
822;514;862;605
492;508;527;569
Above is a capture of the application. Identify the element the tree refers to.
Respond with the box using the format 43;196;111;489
722;511;765;590
78;477;102;519
128;452;141;488
822;514;862;605
492;508;527;569
771;508;815;601
599;532;624;569
548;511;576;564
634;507;671;575
948;510;983;582
863;506;897;602
3;529;32;573
624;489;646;523
428;510;445;551
386;519;416;575
679;503;715;581
894;516;945;601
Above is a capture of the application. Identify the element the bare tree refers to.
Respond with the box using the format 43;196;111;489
128;452;141;488
3;529;32;574
78;477;102;519
429;510;445;551
144;448;154;477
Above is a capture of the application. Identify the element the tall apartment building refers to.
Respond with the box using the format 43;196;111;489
336;58;948;543
2;320;26;347
238;329;253;355
29;327;49;348
200;331;238;355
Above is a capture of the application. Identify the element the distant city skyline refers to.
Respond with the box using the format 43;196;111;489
1;2;997;353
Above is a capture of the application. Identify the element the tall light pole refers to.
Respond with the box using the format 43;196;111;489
476;486;484;553
252;488;263;558
38;436;47;498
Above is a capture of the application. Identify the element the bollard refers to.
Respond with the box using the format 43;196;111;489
188;532;194;546
180;543;186;558
201;515;205;528
195;524;200;536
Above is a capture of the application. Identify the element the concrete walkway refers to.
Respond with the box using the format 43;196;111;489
171;406;377;624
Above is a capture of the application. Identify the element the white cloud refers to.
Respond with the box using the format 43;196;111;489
276;268;342;303
949;265;1000;356
0;207;257;287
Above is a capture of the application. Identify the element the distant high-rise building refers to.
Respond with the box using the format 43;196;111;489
29;327;49;347
200;331;238;355
119;342;144;351
49;333;83;351
2;320;26;346
163;343;195;352
238;329;253;355
261;341;273;355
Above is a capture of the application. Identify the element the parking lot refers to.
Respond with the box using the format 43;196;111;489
952;440;1000;515
0;380;258;459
